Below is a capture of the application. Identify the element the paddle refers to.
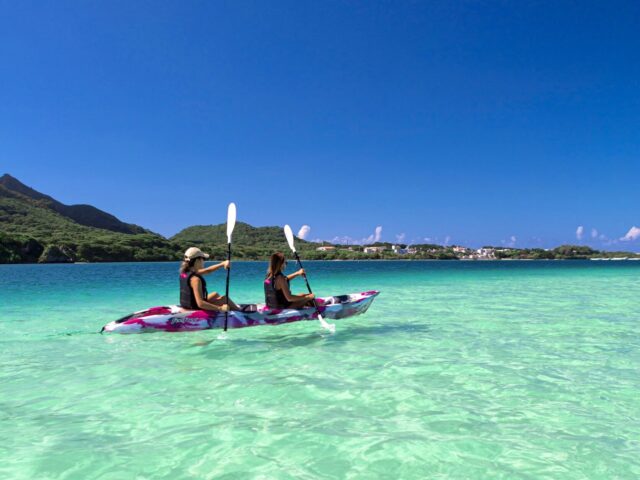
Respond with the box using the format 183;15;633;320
224;202;237;331
284;225;336;333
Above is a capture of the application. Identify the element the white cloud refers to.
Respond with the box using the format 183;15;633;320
331;235;354;245
374;226;382;242
395;233;406;244
364;226;383;244
329;226;383;245
591;228;598;239
502;236;517;248
444;235;451;246
576;226;584;241
621;226;640;242
423;237;432;242
297;225;311;240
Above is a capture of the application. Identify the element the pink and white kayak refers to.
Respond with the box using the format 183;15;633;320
101;291;379;334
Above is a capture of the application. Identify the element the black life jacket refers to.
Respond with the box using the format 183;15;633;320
179;272;208;310
264;273;290;309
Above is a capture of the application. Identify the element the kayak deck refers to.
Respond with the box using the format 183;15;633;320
101;290;379;333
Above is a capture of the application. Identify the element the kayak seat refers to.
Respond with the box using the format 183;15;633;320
239;304;258;313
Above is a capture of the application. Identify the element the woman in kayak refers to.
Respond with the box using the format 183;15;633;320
180;247;239;312
264;252;315;309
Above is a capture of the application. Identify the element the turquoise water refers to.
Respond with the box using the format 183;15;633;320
1;260;639;479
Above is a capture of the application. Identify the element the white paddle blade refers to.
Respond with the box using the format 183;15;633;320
318;313;336;333
226;203;237;243
284;224;296;253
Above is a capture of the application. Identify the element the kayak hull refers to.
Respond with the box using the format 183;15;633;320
101;290;379;334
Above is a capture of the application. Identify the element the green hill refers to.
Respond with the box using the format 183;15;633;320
171;222;318;259
0;174;327;263
0;174;146;234
0;175;180;263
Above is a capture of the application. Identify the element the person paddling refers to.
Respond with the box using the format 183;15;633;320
264;252;315;309
180;247;239;312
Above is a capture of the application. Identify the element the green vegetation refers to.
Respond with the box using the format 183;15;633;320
0;173;146;234
1;174;638;263
492;245;600;260
0;175;181;263
170;222;311;259
0;232;44;263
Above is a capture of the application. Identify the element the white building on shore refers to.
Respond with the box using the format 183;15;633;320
392;245;417;255
476;248;496;259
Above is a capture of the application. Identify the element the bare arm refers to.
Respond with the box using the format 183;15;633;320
190;276;228;312
197;260;229;276
277;276;313;302
286;268;305;281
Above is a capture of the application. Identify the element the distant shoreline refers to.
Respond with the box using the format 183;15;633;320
2;258;640;266
3;174;639;264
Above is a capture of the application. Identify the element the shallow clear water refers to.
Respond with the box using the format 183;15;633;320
1;260;639;479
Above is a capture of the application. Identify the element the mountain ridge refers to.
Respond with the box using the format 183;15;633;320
0;174;147;234
0;174;320;263
0;174;178;263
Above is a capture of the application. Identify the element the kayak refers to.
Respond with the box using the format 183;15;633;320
101;290;379;334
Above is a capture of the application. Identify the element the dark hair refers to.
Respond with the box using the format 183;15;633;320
266;252;286;278
180;257;199;274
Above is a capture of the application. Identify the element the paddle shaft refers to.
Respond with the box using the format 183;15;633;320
293;252;323;315
224;242;231;331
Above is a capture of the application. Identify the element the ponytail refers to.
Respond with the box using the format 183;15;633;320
266;252;286;278
179;257;198;274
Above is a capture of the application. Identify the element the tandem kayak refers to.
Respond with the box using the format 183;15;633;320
101;290;379;334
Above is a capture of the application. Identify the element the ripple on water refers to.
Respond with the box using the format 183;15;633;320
1;261;640;479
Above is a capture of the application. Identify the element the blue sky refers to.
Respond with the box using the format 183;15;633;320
1;1;639;250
